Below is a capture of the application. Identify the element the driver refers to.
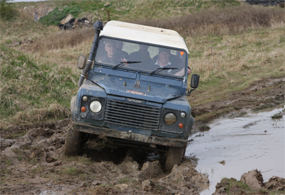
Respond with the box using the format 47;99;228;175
99;40;127;64
150;48;190;76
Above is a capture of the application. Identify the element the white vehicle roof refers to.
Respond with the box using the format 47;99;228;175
100;20;189;53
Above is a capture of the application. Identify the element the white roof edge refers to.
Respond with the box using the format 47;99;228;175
100;20;189;54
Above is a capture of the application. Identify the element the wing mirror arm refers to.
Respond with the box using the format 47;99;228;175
187;74;200;96
187;88;196;96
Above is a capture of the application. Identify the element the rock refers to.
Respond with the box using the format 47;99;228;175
142;179;154;191
240;169;264;190
60;14;74;24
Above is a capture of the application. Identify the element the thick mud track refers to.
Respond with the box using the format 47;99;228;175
0;119;209;195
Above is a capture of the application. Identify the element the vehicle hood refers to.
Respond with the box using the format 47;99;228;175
91;74;183;104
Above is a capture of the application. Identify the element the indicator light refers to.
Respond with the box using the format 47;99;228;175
81;107;86;112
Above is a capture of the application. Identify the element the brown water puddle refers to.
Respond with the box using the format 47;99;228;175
187;107;285;194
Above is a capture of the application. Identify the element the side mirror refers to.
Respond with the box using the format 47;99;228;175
187;74;200;96
190;74;199;89
77;55;87;69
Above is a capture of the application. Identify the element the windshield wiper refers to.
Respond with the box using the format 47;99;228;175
149;67;177;75
112;61;142;69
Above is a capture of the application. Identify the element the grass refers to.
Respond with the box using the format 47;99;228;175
60;166;84;176
0;44;76;126
220;177;285;195
187;26;285;107
0;0;284;126
117;177;131;184
220;178;251;194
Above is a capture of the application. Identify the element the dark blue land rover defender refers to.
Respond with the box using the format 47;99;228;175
64;21;199;171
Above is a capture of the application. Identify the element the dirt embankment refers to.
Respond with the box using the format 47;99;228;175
23;5;55;20
191;76;285;125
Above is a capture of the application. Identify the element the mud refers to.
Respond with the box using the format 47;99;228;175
1;77;284;195
214;170;285;195
0;119;209;195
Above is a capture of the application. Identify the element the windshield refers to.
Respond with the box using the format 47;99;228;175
94;37;187;77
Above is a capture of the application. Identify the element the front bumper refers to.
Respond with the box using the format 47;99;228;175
73;121;187;148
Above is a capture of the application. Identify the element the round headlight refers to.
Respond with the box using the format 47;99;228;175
164;113;177;125
180;112;186;118
90;101;102;113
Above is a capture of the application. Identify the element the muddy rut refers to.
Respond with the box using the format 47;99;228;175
0;119;209;195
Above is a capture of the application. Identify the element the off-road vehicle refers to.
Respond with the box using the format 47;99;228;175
65;20;199;171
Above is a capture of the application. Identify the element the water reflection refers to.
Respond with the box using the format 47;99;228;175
186;107;285;195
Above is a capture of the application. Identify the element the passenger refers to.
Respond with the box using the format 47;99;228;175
99;40;127;64
130;44;151;61
150;48;190;76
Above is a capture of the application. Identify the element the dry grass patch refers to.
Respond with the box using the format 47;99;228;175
13;103;70;124
23;28;94;54
0;9;53;44
132;5;285;36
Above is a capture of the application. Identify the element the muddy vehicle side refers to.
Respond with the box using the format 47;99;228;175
65;21;199;171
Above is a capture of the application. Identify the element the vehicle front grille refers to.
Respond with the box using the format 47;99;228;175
105;99;161;130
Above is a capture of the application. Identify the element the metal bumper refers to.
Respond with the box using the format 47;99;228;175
73;122;187;147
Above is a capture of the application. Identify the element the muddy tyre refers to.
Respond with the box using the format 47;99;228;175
164;146;186;172
64;128;84;156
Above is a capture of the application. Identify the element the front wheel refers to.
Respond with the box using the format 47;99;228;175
64;128;85;156
164;145;186;172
